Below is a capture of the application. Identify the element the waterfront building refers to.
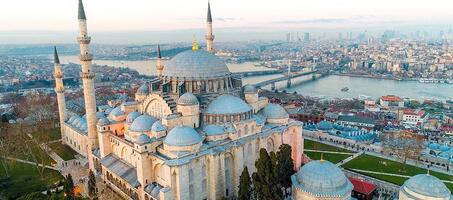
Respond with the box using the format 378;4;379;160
55;1;304;200
402;109;428;126
380;95;405;108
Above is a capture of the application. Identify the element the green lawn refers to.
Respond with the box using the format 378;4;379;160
304;139;353;153
8;139;55;166
49;142;78;161
342;154;453;192
305;151;351;164
0;161;64;199
31;127;62;143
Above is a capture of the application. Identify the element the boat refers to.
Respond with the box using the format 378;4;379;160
341;87;349;92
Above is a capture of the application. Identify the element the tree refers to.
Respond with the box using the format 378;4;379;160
277;144;295;197
88;170;98;199
252;148;282;200
381;131;424;171
64;174;75;200
238;167;252;200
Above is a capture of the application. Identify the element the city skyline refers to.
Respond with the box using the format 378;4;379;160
1;0;453;44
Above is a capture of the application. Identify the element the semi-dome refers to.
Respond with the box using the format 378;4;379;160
136;134;152;145
401;174;451;199
204;124;225;136
243;84;257;94
178;93;199;105
162;50;230;78
137;84;149;94
296;160;353;196
97;117;110;126
126;112;141;124
206;94;252;115
164;125;203;146
129;114;158;132
151;121;166;132
261;104;289;119
318;121;334;130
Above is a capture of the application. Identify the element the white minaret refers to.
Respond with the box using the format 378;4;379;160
205;1;215;52
53;47;67;144
77;0;98;164
156;44;164;76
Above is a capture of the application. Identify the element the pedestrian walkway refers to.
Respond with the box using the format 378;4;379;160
1;156;58;170
336;152;363;166
304;149;355;155
349;168;453;184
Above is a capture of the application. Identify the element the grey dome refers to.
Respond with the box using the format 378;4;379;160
136;134;152;145
97;117;110;126
126;112;141;124
296;160;353;196
108;107;125;119
151;121;166;132
261;104;289;119
243;84;257;94
137;84;149;94
129;114;158;132
204;124;225;136
164;125;202;146
178;93;199;105
206;94;252;115
318;121;334;130
402;174;451;199
163;50;230;78
96;112;105;119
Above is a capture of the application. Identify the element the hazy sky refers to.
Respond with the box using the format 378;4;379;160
1;0;453;31
1;0;453;44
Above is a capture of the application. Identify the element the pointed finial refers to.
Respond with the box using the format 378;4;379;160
157;44;162;59
192;36;199;51
207;1;212;23
78;0;87;20
54;46;60;64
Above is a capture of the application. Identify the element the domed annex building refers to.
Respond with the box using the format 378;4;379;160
54;1;304;200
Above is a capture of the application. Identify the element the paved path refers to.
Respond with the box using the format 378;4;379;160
349;168;453;184
2;156;58;170
304;149;355;155
336;152;363;166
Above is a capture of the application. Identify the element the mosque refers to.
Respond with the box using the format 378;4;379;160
52;1;451;200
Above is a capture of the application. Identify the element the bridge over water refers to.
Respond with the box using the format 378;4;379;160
232;69;285;77
254;70;320;90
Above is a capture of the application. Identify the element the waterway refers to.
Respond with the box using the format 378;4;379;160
60;56;453;100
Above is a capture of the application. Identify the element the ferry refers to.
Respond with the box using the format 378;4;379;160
418;78;438;83
341;87;349;92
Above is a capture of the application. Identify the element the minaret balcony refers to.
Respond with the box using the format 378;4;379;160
77;36;91;44
55;88;65;93
206;35;215;40
79;54;93;61
80;72;95;79
54;73;63;79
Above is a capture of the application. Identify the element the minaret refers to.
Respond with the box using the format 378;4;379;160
205;1;215;52
53;47;67;143
156;45;164;76
77;0;98;164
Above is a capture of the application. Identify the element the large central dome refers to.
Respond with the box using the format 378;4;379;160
162;50;230;78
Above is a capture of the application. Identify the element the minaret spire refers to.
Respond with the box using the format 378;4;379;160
53;46;67;144
156;45;164;76
205;1;215;52
78;0;86;20
77;0;98;170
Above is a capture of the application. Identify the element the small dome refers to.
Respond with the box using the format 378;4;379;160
318;121;334;130
163;50;230;78
136;134;152;145
105;107;114;115
204;124;225;136
97;117;110;126
164;125;203;146
296;160;353;196
439;145;450;152
151;121;166;132
137;84;149;94
129;114;158;132
261;104;289;119
206;94;252;115
96;112;105;119
108;107;125;119
243;84;257;94
429;143;440;149
126;112;141;124
178;93;199;105
402;174;451;199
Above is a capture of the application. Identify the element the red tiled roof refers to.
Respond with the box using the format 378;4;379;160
381;95;402;102
349;177;377;195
